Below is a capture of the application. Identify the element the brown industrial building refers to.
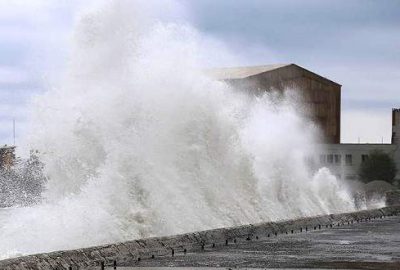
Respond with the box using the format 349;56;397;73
208;64;341;143
207;63;400;181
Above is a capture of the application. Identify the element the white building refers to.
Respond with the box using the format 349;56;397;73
318;108;400;180
319;143;397;180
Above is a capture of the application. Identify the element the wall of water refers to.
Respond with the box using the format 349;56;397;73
0;0;359;259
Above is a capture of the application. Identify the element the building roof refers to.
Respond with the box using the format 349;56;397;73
205;63;341;86
205;64;289;80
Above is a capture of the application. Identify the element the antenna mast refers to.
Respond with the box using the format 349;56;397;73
13;119;15;146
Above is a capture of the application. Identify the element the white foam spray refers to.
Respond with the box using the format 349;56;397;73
0;0;358;258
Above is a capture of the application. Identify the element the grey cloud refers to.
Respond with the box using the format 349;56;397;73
0;42;28;66
186;0;400;64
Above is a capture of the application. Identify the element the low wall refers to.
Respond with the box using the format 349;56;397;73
1;206;399;270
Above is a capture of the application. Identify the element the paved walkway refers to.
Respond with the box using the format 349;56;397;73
111;216;400;270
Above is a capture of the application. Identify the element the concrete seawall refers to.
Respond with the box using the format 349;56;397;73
1;206;399;270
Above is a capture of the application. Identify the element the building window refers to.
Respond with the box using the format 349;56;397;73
361;154;369;163
327;154;333;164
345;174;356;180
334;154;341;165
319;155;326;164
345;154;352;166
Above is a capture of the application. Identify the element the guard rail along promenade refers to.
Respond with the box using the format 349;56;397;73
1;204;400;270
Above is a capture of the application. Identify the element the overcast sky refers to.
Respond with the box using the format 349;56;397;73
0;0;399;145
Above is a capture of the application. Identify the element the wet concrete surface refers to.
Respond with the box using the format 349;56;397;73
2;207;399;270
106;268;354;270
110;216;400;270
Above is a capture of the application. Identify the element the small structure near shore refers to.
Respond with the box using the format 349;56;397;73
0;145;15;169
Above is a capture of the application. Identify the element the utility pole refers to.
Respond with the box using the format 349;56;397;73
13;119;15;146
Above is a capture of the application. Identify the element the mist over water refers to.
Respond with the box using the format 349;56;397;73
0;0;360;258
